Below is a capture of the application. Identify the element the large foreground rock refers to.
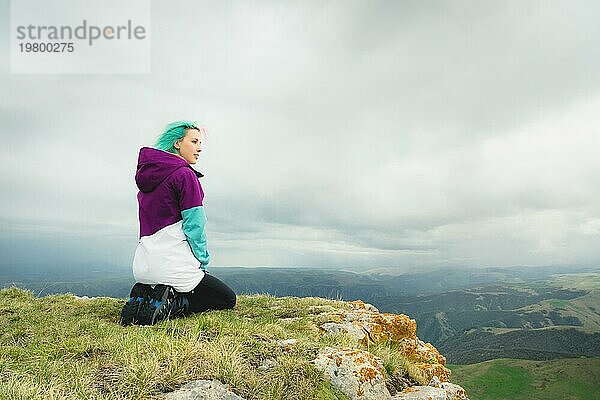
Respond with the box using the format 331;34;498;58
312;347;391;400
392;382;469;399
163;379;246;400
393;386;447;399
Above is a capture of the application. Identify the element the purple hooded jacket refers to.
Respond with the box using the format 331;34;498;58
132;147;210;292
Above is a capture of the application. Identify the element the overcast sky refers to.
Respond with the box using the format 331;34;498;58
1;0;599;272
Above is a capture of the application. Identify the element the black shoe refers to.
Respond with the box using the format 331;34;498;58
120;283;149;326
137;284;179;325
171;294;190;318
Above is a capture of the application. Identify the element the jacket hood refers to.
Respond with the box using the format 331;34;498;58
135;147;203;193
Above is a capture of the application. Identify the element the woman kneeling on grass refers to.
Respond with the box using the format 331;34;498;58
121;121;236;326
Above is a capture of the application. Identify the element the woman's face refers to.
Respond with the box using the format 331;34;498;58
174;128;202;164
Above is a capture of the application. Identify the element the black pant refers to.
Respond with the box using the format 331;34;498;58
182;273;236;314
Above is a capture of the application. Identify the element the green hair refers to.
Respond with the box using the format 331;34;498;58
154;120;201;154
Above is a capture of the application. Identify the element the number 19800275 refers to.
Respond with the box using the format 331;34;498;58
19;42;74;52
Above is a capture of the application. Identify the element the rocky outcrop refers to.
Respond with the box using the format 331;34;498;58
163;299;467;400
319;300;452;384
394;386;447;400
313;300;467;400
438;383;469;400
394;382;469;400
163;380;245;400
312;347;390;400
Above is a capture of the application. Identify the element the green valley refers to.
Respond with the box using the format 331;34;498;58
449;357;600;400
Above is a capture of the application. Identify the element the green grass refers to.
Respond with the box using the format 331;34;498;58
547;299;570;308
449;358;600;400
0;287;421;400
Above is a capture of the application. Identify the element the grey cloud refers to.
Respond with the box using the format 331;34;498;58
1;0;599;269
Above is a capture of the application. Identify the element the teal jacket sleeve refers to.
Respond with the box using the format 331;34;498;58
175;167;210;269
182;206;210;269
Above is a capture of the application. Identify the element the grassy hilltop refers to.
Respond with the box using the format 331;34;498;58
2;278;599;400
0;287;424;400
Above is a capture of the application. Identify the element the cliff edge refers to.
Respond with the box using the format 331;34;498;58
0;287;468;399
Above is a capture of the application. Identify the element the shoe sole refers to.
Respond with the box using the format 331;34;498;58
137;284;175;326
120;283;149;326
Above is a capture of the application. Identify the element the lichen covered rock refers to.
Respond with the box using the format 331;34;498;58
321;300;417;345
393;385;447;399
413;362;451;383
320;300;449;382
440;382;469;400
312;347;391;400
